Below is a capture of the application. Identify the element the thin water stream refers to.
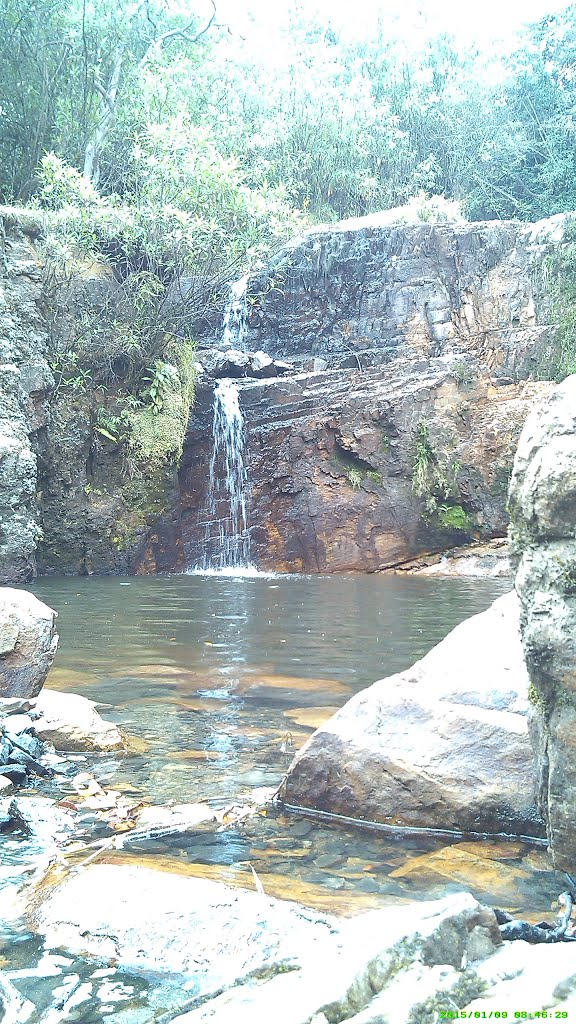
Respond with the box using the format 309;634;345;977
1;572;568;1022
194;381;251;571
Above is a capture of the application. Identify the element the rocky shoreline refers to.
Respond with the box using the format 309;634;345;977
3;578;576;1021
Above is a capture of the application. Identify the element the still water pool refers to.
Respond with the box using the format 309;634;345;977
31;572;512;806
1;572;566;1022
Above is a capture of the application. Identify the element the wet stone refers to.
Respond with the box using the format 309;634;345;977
357;877;383;893
289;820;315;838
6;731;43;759
314;853;346;869
0;764;28;786
0;797;30;832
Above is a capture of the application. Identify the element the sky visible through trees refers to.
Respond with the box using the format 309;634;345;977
2;0;576;280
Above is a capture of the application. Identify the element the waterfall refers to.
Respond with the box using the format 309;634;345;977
222;275;249;351
196;379;252;571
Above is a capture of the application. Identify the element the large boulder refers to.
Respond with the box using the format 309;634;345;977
509;373;576;869
279;591;542;836
0;588;58;697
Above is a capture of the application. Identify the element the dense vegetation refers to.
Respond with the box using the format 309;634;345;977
3;0;576;473
2;1;576;230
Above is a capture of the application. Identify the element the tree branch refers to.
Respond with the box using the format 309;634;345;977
139;0;216;67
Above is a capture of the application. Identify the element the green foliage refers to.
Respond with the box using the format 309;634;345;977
346;467;364;489
436;503;472;532
332;445;375;490
558;559;576;596
143;361;177;415
4;0;576;225
411;422;467;527
125;340;196;468
412;422;436;498
450;361;474;386
527;680;551;716
367;470;383;485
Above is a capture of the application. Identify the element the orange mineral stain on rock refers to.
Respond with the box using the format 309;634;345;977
390;844;531;900
99;852;387;916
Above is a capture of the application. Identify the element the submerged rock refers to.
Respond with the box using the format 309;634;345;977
279;591;542;836
509;373;576;869
0;588;58;697
0;970;34;1023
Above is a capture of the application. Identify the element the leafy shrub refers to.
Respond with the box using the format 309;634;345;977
346;467;363;489
437;503;472;532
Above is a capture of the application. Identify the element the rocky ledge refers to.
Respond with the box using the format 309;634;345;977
5;872;576;1022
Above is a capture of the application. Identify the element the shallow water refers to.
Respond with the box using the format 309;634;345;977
1;571;568;1022
30;572;512;805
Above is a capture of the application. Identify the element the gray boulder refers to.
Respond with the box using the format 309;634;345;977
279;591;542;836
0;588;58;697
509;373;576;868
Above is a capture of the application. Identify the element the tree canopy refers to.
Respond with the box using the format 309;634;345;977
2;0;576;266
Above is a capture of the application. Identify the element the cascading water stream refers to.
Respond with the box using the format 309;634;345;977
195;379;253;571
221;274;249;351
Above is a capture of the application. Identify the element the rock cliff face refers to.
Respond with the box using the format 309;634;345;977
0;211;182;580
175;366;549;574
509;375;576;869
0;210;52;583
0;209;567;579
239;214;564;375
175;213;560;574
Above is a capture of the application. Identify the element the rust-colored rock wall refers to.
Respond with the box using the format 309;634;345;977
0;207;564;579
174;364;550;574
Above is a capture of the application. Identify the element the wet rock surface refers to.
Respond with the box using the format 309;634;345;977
509;374;576;870
177;363;550;573
0;588;58;697
33;690;124;752
198;347;294;379
33;863;339;991
280;592;543;835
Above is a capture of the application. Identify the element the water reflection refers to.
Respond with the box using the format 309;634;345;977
2;572;567;1023
29;573;512;806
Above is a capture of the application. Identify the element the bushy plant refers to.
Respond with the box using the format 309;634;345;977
412;422;466;526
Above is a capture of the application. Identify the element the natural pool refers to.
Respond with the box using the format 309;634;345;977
31;572;513;807
1;571;568;1022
